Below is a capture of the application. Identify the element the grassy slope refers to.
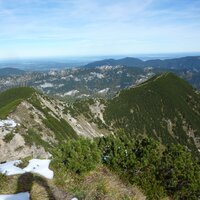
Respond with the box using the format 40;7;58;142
0;87;36;119
105;73;200;153
0;87;77;150
27;93;77;141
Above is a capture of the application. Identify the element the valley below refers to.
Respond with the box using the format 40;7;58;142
1;57;200;200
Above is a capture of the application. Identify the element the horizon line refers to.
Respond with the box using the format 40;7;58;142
0;51;200;62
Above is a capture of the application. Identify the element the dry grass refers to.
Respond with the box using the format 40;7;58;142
0;172;73;200
0;175;18;194
83;166;146;200
53;165;146;200
0;165;147;200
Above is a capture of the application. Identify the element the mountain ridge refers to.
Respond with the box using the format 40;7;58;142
104;72;200;154
85;56;200;69
0;87;108;162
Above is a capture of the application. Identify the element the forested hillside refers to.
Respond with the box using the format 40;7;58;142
104;73;200;154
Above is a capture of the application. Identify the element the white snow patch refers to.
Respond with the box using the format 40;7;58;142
97;65;113;71
64;90;79;96
48;70;58;76
78;94;90;98
40;82;53;88
0;192;30;200
117;70;123;74
98;88;109;94
0;119;17;128
0;159;53;179
58;84;64;88
74;77;81;82
135;78;147;85
23;159;53;179
90;72;104;79
0;160;24;176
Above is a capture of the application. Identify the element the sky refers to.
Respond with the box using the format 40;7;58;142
0;0;200;59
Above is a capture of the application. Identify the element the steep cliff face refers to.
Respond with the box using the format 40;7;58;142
0;87;109;162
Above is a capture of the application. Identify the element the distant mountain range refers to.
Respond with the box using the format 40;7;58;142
85;56;200;70
0;67;25;77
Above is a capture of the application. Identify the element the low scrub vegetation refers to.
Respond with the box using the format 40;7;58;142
3;132;14;143
23;128;51;150
28;94;77;140
104;73;200;155
0;87;35;119
52;137;101;175
52;132;200;200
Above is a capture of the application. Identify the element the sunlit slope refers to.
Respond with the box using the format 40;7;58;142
105;73;200;154
0;87;35;119
0;87;77;161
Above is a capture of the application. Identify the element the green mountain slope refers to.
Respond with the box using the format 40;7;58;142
27;93;77;141
104;73;200;154
0;87;78;161
0;87;36;119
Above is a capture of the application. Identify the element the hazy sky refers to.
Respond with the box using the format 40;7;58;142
0;0;200;59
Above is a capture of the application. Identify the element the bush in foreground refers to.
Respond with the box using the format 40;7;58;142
52;133;200;199
52;137;101;175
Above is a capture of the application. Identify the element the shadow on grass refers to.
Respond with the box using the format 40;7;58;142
16;172;56;200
